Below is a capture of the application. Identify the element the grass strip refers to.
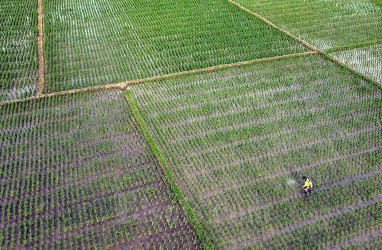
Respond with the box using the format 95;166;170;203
124;90;215;250
320;52;382;90
323;39;382;53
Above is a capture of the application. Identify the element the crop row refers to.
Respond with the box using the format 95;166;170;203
198;146;382;218
243;196;382;249
0;90;199;248
214;172;382;247
130;54;382;247
0;91;149;180
42;0;306;93
29;223;198;250
338;228;382;250
234;0;382;50
331;43;382;84
0;0;38;101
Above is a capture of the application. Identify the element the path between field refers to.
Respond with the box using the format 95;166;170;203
2;0;377;104
240;192;382;246
226;0;319;52
226;0;382;90
0;51;316;106
37;0;45;96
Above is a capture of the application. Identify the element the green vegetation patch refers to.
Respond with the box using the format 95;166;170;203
330;43;382;84
0;90;200;249
234;0;382;49
130;54;382;248
0;0;38;101
43;0;307;93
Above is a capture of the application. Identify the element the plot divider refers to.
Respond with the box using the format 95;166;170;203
321;52;382;89
227;0;382;90
37;0;45;96
226;0;320;52
124;91;215;250
1;51;316;106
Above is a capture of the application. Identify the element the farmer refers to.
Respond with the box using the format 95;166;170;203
302;176;313;197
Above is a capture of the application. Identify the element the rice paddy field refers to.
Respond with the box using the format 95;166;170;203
330;43;382;83
234;0;382;50
1;0;381;249
0;0;38;101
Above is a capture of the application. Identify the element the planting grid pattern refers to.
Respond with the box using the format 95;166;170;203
331;43;382;84
0;0;38;101
235;0;382;50
42;0;307;93
130;54;382;249
0;90;199;249
1;0;382;249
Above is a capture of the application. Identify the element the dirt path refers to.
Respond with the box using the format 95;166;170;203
0;51;316;106
226;0;382;91
37;0;45;96
227;0;319;52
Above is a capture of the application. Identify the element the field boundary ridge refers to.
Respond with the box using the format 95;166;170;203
37;0;45;96
227;0;382;90
321;52;382;89
226;0;319;52
0;51;316;106
124;91;215;250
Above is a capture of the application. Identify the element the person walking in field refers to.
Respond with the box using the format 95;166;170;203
302;176;313;197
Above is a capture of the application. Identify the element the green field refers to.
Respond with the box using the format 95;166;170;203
331;43;382;84
1;0;382;249
235;0;382;49
42;0;307;93
129;54;382;248
0;91;199;249
0;0;38;101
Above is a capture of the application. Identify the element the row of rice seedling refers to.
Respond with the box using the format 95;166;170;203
338;229;382;250
129;54;382;248
0;0;38;101
216;170;382;245
330;43;382;84
234;0;382;50
0;90;199;249
244;198;382;249
42;0;307;93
